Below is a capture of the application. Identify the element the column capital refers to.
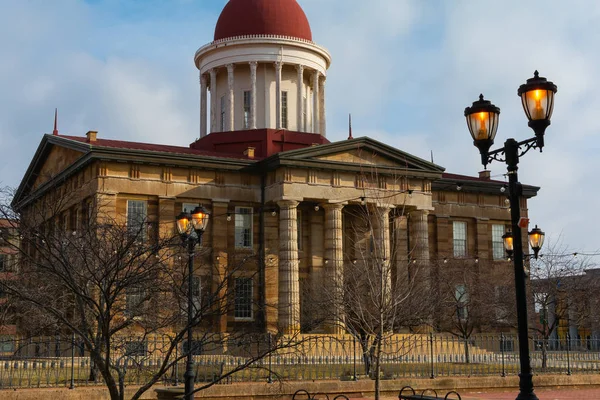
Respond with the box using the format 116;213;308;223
296;64;304;73
277;199;300;209
249;61;258;68
226;63;235;72
275;61;283;69
321;202;346;210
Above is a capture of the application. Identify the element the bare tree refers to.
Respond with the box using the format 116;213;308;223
306;173;431;400
0;186;301;400
434;259;510;363
529;239;595;369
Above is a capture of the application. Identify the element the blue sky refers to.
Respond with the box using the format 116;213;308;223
1;0;599;257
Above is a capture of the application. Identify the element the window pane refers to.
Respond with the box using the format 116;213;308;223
243;91;251;129
235;207;253;248
234;278;253;319
492;224;505;260
220;96;226;131
453;221;467;257
127;200;148;241
281;91;288;129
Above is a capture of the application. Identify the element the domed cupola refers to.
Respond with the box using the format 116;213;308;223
214;0;313;42
194;0;331;139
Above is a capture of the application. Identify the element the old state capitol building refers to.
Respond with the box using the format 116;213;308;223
12;0;537;336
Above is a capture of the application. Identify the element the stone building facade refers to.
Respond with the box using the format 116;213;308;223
11;0;539;336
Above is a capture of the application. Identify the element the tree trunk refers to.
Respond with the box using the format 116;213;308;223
374;333;382;400
463;338;470;364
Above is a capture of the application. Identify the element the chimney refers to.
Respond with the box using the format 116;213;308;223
86;131;98;143
243;147;255;159
479;170;491;180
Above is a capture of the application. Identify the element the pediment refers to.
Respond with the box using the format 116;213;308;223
270;137;445;176
32;145;85;189
315;148;404;167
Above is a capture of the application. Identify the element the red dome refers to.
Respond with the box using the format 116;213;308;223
214;0;312;42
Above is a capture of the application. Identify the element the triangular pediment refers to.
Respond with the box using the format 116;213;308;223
13;135;89;208
265;136;445;176
31;145;85;189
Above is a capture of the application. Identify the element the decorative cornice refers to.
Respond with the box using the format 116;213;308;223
195;35;332;68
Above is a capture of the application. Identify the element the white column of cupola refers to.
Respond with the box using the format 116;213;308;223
249;61;258;130
312;71;320;135
209;69;217;133
200;73;208;138
226;64;235;131
275;62;283;130
296;65;304;132
198;61;326;134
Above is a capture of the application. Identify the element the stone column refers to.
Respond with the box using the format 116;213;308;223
393;214;410;290
410;210;430;269
200;73;208;138
249;61;258;130
277;200;300;334
372;206;392;315
226;63;235;131
323;203;345;334
296;65;304;132
312;71;320;134
319;75;326;137
209;69;217;133
275;62;283;129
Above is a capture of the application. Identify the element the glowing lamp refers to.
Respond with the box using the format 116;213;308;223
528;225;545;259
518;71;558;145
502;231;514;259
190;205;210;232
176;212;192;236
464;94;500;168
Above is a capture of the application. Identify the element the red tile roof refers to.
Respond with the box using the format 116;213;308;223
59;135;256;160
442;172;506;184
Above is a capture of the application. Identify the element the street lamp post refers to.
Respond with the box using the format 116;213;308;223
464;71;557;400
176;206;210;400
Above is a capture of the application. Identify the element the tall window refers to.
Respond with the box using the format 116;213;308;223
492;224;505;260
453;221;467;257
455;284;468;320
281;91;288;129
243;91;251;129
0;254;5;272
127;200;148;241
234;277;253;320
220;96;226;131
125;286;146;317
235;207;253;249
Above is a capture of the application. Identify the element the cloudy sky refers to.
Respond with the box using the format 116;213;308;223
1;0;598;256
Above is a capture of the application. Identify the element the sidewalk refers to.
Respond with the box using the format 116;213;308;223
460;387;600;399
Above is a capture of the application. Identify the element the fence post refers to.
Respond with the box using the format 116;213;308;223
70;334;75;389
566;333;572;376
174;342;179;386
353;335;357;381
267;333;273;384
429;332;435;379
500;333;506;377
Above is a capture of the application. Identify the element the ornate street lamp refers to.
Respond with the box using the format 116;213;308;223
465;71;557;400
176;205;210;400
528;225;545;259
502;226;545;260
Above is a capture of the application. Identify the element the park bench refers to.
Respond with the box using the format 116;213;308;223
399;386;461;400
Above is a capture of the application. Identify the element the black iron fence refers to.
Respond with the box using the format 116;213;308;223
0;333;598;389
